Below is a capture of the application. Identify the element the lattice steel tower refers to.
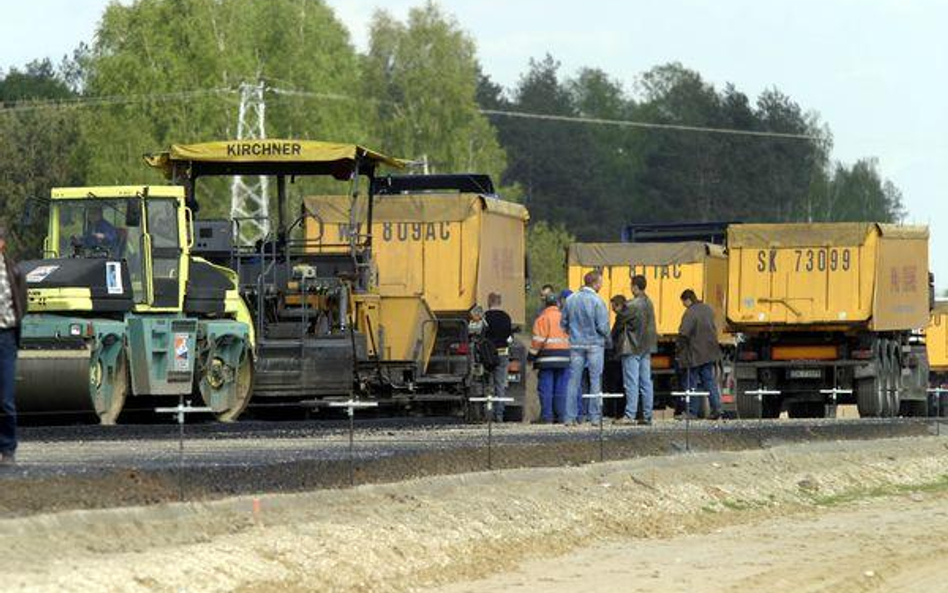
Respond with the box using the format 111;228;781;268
230;81;269;244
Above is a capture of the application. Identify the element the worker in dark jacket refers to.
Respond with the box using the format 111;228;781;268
0;224;27;465
678;289;722;419
484;292;513;422
612;275;658;425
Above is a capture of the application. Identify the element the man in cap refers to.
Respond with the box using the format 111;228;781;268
0;223;27;465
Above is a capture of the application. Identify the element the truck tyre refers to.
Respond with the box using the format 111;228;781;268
735;381;780;419
735;380;761;419
857;341;887;417
886;340;902;417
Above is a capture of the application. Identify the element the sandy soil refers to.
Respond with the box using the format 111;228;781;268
1;436;946;593
428;491;948;593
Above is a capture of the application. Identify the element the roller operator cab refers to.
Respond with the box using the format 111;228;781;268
17;186;254;424
726;222;931;419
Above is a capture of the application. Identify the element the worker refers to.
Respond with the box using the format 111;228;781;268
484;293;513;422
529;292;571;423
612;274;658;425
536;283;555;317
559;288;586;421
0;224;27;465
561;271;610;425
82;205;119;253
678;289;723;419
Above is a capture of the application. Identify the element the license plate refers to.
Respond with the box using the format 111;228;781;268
508;374;521;383
788;368;822;379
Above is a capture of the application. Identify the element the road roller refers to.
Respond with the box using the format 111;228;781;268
16;185;254;424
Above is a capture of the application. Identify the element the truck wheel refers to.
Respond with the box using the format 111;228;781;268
735;380;761;419
885;341;902;417
857;340;886;417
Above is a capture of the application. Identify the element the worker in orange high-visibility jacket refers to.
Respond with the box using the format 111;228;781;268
529;293;571;423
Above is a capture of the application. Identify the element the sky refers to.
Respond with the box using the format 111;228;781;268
1;0;946;287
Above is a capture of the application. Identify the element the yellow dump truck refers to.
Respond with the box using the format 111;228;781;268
727;222;931;418
303;175;529;417
926;301;948;416
567;242;731;411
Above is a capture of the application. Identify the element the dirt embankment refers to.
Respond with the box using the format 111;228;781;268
428;491;948;593
2;437;947;593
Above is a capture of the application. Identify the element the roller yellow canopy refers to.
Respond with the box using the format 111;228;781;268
144;139;407;179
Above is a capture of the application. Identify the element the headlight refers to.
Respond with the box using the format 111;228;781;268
69;323;83;337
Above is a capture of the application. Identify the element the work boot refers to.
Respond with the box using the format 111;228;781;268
613;416;635;426
636;418;652;426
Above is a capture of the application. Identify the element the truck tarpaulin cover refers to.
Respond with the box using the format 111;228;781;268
304;193;527;224
728;223;928;248
568;242;723;267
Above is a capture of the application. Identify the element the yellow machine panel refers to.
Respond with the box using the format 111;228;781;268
927;302;948;372
567;242;729;342
727;223;929;331
303;193;528;326
379;297;437;365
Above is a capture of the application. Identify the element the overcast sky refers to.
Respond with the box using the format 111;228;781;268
2;0;946;287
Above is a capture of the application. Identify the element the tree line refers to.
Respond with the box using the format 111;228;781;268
0;0;905;300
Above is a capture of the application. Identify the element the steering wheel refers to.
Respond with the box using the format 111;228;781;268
69;236;110;259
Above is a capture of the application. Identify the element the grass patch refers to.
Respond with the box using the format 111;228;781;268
809;474;948;507
721;499;755;511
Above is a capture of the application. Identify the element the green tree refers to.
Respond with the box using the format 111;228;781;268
80;0;366;217
0;59;75;103
526;220;574;319
362;2;506;180
0;60;85;259
492;56;605;238
809;158;904;222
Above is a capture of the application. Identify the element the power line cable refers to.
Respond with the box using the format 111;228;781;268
480;108;820;140
0;87;236;114
0;84;820;141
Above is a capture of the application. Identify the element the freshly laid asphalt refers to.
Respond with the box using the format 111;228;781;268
0;414;940;516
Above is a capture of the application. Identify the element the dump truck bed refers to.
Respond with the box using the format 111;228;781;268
304;193;528;326
727;223;929;331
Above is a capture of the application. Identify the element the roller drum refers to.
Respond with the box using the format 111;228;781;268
15;348;94;414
